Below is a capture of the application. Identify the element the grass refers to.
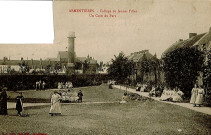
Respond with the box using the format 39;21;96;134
1;85;211;135
6;84;124;103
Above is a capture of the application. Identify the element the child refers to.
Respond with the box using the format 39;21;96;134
120;92;128;104
77;90;83;103
16;92;24;116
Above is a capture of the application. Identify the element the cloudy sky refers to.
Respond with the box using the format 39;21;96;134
0;0;211;62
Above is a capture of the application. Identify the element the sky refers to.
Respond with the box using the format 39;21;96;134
0;0;210;62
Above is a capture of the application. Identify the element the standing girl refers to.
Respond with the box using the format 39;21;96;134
49;91;62;116
16;92;24;116
190;84;198;107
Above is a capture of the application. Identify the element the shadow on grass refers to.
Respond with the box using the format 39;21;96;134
8;98;50;103
49;114;70;117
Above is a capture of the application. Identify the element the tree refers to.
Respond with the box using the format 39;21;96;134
45;64;52;74
203;48;211;106
162;47;204;97
74;62;82;70
140;54;160;84
140;54;151;81
151;54;160;85
107;52;133;84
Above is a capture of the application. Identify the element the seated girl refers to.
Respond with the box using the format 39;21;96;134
120;92;128;104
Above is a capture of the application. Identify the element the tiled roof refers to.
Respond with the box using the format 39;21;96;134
75;57;97;64
163;32;208;56
128;50;153;62
76;57;87;63
162;40;186;56
196;32;211;45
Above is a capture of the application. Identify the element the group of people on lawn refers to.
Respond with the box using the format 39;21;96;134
49;83;83;116
35;80;46;90
0;86;24;116
136;82;205;105
190;84;205;107
136;83;147;92
159;87;184;102
136;83;184;102
0;82;83;116
0;81;206;116
60;89;83;103
58;82;73;89
159;84;205;106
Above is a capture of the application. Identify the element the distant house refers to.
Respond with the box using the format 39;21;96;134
128;50;153;69
127;50;162;83
163;27;211;56
57;51;68;63
75;56;98;74
0;58;21;73
0;32;99;75
98;64;108;74
48;53;98;74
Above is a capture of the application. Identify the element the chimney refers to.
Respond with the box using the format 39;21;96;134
189;33;197;38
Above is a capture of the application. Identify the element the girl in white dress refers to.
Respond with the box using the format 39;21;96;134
160;88;168;101
190;84;198;107
172;88;178;102
58;82;62;89
49;91;62;116
172;88;183;102
195;86;205;107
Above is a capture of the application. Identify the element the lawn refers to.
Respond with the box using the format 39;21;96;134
6;84;124;103
1;85;211;135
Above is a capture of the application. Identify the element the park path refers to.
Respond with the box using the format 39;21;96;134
7;102;50;109
7;86;118;109
113;85;211;115
7;101;117;109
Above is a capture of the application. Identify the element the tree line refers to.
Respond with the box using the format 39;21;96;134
107;47;210;100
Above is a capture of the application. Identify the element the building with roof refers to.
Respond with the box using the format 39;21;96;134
163;27;211;56
127;50;163;84
162;27;211;86
0;32;99;74
128;50;154;69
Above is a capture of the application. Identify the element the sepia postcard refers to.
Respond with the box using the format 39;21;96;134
0;0;210;135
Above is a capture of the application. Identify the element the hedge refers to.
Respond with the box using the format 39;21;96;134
0;74;108;91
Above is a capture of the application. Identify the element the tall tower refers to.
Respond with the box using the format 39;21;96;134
67;32;76;66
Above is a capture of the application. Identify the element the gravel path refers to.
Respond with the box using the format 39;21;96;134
7;101;118;109
113;85;211;115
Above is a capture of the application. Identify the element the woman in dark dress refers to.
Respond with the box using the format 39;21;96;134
16;92;24;116
77;90;83;103
0;87;8;115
